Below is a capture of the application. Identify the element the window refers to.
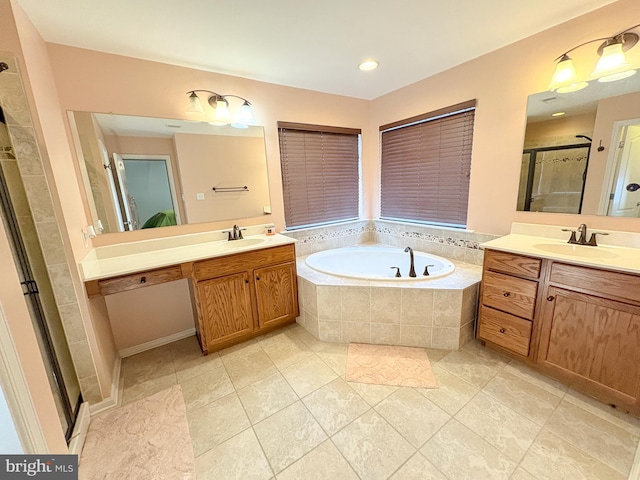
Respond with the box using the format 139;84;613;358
380;100;476;228
278;122;360;229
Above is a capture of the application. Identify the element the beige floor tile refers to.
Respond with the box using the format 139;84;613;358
262;335;314;369
315;351;348;376
195;428;273;480
224;350;279;389
171;338;223;383
462;341;511;366
421;419;517;480
280;356;338;397
563;389;640;436
332;410;414;480
482;370;562;426
187;393;250;456
179;366;234;411
346;380;398;406
520;429;625;480
389;452;448;479
253;401;327;474
502;361;567;398
121;373;177;405
218;338;263;363
276;440;359;480
302;377;369;435
437;350;504;388
423;348;451;363
122;346;174;388
544;400;639;476
375;387;450;448
418;364;479;415
237;373;298;424
510;467;538;480
455;392;541;462
294;329;332;352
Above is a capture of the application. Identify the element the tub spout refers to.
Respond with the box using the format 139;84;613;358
404;247;416;277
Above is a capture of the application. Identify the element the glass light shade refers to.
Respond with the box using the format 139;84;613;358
598;69;637;83
548;55;578;91
237;102;255;125
555;81;589;93
592;43;628;77
211;98;231;125
186;92;204;113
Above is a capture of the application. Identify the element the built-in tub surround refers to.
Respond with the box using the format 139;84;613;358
296;246;481;350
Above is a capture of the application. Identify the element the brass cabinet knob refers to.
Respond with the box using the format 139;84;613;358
499;328;506;334
140;276;146;284
503;292;510;297
547;295;555;301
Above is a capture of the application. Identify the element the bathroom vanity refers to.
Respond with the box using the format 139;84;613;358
81;230;299;355
478;231;640;415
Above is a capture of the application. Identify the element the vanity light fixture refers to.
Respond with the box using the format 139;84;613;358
548;23;640;92
186;90;255;127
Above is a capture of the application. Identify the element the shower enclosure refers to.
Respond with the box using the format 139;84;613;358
0;107;81;442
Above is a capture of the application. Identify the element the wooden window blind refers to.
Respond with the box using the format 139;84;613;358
278;122;361;229
380;100;476;228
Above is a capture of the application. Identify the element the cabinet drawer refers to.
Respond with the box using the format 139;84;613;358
482;271;538;320
478;307;532;356
549;262;640;305
98;265;183;296
194;244;296;280
484;249;541;279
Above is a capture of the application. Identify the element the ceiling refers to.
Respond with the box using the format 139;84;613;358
17;0;619;100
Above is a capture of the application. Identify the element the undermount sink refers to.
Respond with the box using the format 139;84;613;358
224;238;266;249
532;243;619;259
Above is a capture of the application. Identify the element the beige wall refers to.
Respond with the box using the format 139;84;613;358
173;132;270;223
524;112;596;149
368;0;640;235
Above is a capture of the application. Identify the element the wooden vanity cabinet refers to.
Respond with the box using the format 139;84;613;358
477;250;542;358
479;248;640;414
537;263;640;410
192;244;299;354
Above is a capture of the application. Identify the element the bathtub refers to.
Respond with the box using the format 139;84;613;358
305;246;455;281
296;244;481;350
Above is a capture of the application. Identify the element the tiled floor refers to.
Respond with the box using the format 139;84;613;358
116;323;640;480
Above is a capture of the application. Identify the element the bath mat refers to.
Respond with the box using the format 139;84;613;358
79;385;195;479
345;343;439;388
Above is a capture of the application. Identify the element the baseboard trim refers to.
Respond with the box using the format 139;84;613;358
67;402;90;455
88;353;121;416
118;328;196;358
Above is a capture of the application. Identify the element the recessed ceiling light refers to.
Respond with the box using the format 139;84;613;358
551;111;566;117
358;59;379;71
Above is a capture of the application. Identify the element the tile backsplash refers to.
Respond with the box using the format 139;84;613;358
283;219;500;265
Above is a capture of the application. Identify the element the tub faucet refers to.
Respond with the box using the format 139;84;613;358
404;247;417;277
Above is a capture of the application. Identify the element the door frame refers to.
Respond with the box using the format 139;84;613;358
598;117;640;215
118;154;182;226
0;302;48;453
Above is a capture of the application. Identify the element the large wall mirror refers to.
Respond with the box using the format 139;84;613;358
68;111;271;234
517;74;640;217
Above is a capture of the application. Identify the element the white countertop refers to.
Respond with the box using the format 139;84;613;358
482;234;640;275
79;233;296;281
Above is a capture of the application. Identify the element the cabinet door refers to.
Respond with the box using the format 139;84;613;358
197;272;254;349
254;262;298;328
538;286;640;405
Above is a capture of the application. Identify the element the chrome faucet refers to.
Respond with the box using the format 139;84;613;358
404;247;417;277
